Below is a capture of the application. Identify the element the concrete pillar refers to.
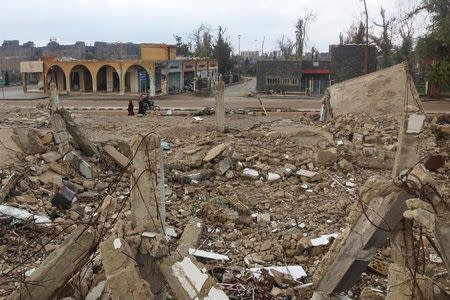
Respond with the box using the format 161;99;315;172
22;73;27;92
150;76;155;96
65;72;71;93
180;71;184;90
92;71;97;93
106;67;113;92
120;71;125;95
215;80;225;133
79;71;85;92
130;69;138;94
49;83;59;113
57;71;65;92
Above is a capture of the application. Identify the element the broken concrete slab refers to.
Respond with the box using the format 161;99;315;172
100;235;154;300
11;128;46;155
313;176;410;295
55;108;98;157
0;172;21;203
41;151;62;163
38;171;63;187
250;265;307;280
314;148;337;166
0;204;51;225
203;143;228;163
103;144;129;169
171;257;216;299
321;63;422;119
8;225;96;300
188;248;230;261
64;151;93;179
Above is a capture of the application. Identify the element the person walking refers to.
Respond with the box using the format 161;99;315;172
128;100;135;116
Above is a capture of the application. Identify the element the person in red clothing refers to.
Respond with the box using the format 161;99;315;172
127;100;135;116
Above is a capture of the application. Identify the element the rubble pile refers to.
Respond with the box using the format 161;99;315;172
0;98;449;299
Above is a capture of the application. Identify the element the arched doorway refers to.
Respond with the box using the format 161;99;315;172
46;65;66;91
124;65;149;94
70;65;93;92
96;65;120;92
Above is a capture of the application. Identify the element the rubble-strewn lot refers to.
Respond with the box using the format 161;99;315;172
0;104;449;299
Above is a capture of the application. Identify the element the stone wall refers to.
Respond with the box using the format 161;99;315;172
0;40;142;82
329;44;377;83
0;40;37;82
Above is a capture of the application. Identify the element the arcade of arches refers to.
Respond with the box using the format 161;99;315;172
44;61;155;95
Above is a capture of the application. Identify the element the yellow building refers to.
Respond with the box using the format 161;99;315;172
20;43;218;96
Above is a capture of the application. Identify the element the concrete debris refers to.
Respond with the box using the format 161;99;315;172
9;225;97;300
203;143;229;162
100;235;154;299
0;204;51;225
250;265;307;280
242;168;259;179
1;77;448;299
188;248;230;261
267;172;281;181
321;63;422;119
0;172;21;203
310;234;339;247
64;151;93;179
85;280;106;300
103;144;129;168
11;128;46;154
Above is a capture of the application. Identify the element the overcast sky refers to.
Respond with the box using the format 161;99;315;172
1;0;425;53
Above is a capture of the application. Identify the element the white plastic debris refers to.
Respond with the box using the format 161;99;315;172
250;265;307;280
0;205;51;225
188;248;230;261
336;140;344;146
310;233;338;246
301;184;309;189
166;109;173;116
192;116;203;122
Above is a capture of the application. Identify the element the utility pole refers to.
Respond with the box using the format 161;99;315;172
255;39;258;53
261;36;265;56
237;35;241;56
363;0;369;74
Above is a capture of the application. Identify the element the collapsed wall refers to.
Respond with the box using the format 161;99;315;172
321;63;423;120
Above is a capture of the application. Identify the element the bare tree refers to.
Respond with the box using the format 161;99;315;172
295;10;316;57
372;7;396;68
277;36;295;59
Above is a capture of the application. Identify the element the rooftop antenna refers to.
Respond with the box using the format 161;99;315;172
261;36;265;55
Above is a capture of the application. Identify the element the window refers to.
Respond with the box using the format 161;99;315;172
198;64;206;68
267;77;298;85
266;77;280;85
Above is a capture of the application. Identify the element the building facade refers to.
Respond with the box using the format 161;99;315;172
256;44;377;95
20;44;218;96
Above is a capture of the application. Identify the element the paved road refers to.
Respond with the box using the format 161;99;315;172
1;80;449;113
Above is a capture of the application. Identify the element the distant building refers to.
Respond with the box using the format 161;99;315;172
240;50;260;63
256;44;377;95
329;44;377;83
